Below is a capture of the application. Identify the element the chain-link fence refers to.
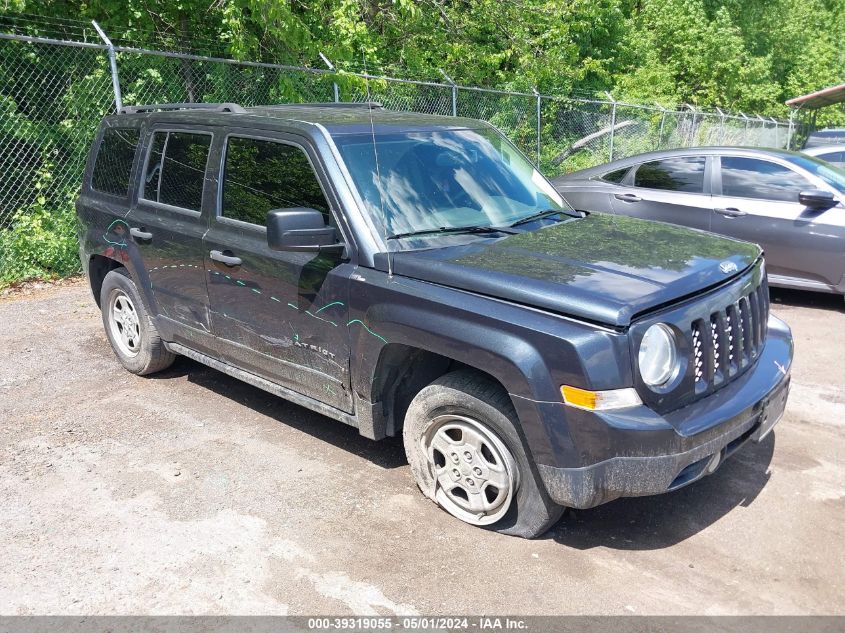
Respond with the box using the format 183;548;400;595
0;21;806;236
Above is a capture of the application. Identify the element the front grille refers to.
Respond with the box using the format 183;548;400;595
691;278;769;391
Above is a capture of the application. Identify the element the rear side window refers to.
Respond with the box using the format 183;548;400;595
142;131;211;211
720;157;809;202
91;128;140;198
634;157;706;192
601;167;629;183
817;151;845;167
222;137;330;227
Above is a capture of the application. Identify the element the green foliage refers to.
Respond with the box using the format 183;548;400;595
1;0;843;285
9;0;843;115
0;198;81;286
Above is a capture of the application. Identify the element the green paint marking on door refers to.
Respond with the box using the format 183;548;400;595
347;319;388;344
315;301;345;314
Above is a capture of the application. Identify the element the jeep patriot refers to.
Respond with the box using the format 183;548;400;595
77;102;793;538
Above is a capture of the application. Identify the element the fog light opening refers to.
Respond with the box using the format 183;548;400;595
705;451;722;475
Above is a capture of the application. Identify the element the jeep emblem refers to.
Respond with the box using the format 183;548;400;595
719;261;738;274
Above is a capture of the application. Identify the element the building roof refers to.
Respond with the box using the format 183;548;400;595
786;84;845;109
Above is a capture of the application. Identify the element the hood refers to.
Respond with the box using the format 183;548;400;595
386;214;761;327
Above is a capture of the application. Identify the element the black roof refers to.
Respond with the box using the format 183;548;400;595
108;102;490;136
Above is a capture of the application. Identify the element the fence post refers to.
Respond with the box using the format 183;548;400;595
319;52;340;102
738;113;749;144
605;91;617;162
656;104;667;150
92;21;122;112
715;107;726;144
439;69;457;117
532;88;541;166
684;104;697;146
769;116;780;148
756;114;767;145
787;108;796;150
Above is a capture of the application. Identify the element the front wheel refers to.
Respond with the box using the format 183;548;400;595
100;268;175;375
403;370;564;538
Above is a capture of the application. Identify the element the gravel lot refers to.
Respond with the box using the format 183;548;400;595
1;279;843;615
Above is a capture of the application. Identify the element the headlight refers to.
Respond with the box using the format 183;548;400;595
638;323;679;387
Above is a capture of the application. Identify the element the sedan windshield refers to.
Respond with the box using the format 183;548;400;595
785;153;845;195
332;127;576;248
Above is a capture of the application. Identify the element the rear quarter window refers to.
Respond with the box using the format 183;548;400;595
600;167;629;183
91;128;140;198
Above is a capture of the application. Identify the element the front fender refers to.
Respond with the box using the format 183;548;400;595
346;269;632;466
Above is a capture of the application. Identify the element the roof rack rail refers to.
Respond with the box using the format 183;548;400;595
119;103;246;114
258;102;383;110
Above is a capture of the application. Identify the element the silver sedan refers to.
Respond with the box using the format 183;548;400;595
552;147;845;297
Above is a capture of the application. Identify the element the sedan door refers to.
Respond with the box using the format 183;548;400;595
711;155;845;292
608;155;713;231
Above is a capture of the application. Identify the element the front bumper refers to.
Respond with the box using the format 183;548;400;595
537;315;792;509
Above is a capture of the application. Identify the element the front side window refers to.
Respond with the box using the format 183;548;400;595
720;157;809;202
91;128;140;198
332;127;572;247
633;157;706;193
142;131;211;211
222;137;329;226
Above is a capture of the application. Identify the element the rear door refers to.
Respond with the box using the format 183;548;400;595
79;124;142;272
203;130;353;412
609;155;713;231
128;126;216;352
711;155;845;289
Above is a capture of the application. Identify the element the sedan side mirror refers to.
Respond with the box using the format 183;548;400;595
266;208;345;253
798;189;836;210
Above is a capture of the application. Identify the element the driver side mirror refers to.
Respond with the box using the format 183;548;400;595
266;208;345;254
798;189;836;210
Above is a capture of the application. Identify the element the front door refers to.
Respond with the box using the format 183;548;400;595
711;155;845;290
203;132;353;412
610;155;712;231
129;127;215;352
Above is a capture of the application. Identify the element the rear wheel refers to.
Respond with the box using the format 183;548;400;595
100;268;175;375
403;370;563;538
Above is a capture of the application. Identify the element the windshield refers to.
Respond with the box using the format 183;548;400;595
332;127;574;248
785;153;845;195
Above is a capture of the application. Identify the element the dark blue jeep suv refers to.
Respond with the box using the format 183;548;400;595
76;103;792;538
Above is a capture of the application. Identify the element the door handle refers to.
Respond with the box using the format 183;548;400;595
129;227;153;241
614;193;642;202
715;207;747;218
209;250;242;267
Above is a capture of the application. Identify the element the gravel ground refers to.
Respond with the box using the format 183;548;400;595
0;279;842;615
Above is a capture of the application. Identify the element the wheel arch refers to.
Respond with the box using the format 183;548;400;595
87;254;124;308
348;294;570;465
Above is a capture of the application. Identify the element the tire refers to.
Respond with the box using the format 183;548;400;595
100;268;175;376
403;370;564;538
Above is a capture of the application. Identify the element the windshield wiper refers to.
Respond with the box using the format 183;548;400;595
508;208;583;227
386;225;518;240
